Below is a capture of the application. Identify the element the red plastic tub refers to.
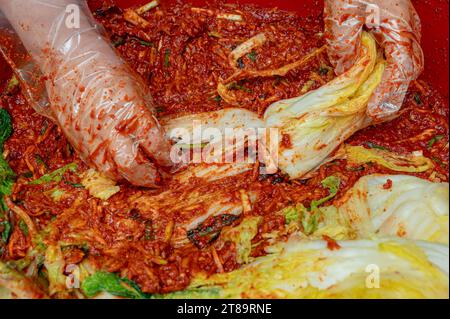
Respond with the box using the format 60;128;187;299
2;0;449;97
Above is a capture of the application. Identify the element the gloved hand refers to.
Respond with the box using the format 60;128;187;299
324;0;424;121
0;0;173;187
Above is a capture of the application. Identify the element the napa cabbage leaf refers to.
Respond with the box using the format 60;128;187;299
157;237;448;299
337;174;449;244
264;32;385;179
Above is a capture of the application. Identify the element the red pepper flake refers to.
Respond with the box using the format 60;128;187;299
383;179;393;190
281;134;292;149
396;225;407;238
322;235;341;251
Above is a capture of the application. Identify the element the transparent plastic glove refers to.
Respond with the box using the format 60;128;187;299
0;0;173;187
324;0;424;121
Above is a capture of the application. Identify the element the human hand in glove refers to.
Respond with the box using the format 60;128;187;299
0;0;173;187
324;0;424;120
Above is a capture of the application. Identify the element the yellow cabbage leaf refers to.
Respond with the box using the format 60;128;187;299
345;145;434;173
81;169;120;200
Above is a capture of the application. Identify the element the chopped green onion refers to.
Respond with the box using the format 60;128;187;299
0;109;15;214
136;0;160;15
310;176;341;210
413;93;422;105
366;141;389;151
34;155;48;170
427;135;444;149
18;219;28;237
212;95;223;104
247;51;257;62
0;220;11;243
164;49;170;67
112;37;126;47
21;171;33;178
318;65;331;76
64;181;84;188
29;163;77;185
0;108;13;146
131;37;154;47
229;82;252;93
140;40;154;47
